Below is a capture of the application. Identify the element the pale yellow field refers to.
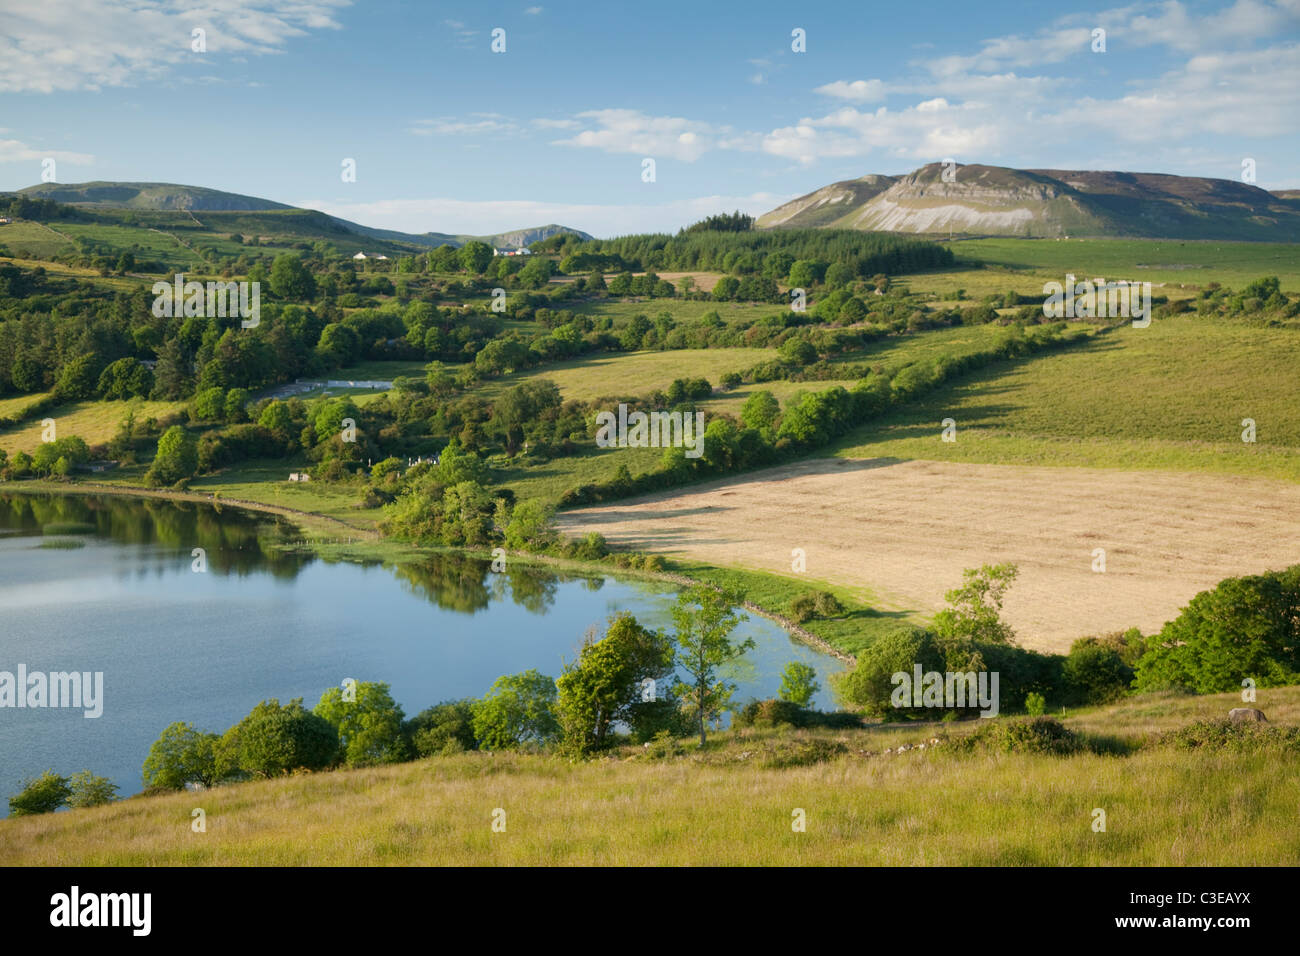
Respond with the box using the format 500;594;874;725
0;399;183;454
558;457;1300;652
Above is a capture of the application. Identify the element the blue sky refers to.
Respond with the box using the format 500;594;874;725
2;0;1297;236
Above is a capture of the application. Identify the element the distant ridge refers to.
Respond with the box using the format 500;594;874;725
17;181;592;249
757;164;1300;241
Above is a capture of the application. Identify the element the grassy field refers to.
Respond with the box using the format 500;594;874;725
470;348;776;404
945;237;1300;291
830;315;1300;481
4;685;1296;865
0;399;184;455
0;390;52;421
0;220;75;258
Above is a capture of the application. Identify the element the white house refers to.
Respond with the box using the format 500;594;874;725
288;472;311;483
353;252;367;260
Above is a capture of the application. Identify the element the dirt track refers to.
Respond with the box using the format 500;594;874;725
556;458;1300;653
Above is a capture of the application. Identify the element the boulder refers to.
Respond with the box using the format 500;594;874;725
1228;708;1267;723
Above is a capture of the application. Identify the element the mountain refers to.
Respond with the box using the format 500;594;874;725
16;181;591;249
757;164;1300;241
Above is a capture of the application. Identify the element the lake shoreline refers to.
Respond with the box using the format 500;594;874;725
3;478;855;668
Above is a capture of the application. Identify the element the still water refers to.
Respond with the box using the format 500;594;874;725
0;492;841;811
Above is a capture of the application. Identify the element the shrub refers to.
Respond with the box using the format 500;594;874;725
789;594;817;623
948;717;1080;756
141;722;222;790
67;770;118;808
1157;719;1300;753
1024;692;1046;716
471;669;560;750
1064;638;1134;704
813;591;844;617
218;698;339;777
7;770;70;816
404;700;477;756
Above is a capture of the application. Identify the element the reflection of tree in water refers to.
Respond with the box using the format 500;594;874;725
393;552;493;614
0;492;309;578
393;553;612;617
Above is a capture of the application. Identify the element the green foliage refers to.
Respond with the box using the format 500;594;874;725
404;700;478;756
67;770;118;809
314;681;409;767
1134;565;1300;693
31;436;89;476
947;717;1081;756
1158;718;1300;753
141;721;222;790
218;698;339;777
96;357;153;399
503;499;557;550
471;669;560;750
1064;636;1135;704
931;563;1020;663
8;770;70;816
835;626;946;717
669;585;753;745
269;253;316;300
778;661;821;707
555;613;677;756
1024;692;1046;716
146;425;197;485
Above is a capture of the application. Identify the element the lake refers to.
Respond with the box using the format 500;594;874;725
0;492;842;811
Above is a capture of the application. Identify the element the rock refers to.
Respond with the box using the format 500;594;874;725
1229;708;1267;723
917;743;926;750
929;737;940;745
883;747;893;754
897;743;911;752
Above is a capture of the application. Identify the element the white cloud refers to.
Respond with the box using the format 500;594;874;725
552;108;745;162
409;115;518;136
0;0;351;93
297;192;799;237
0;136;95;166
524;6;544;14
815;79;889;102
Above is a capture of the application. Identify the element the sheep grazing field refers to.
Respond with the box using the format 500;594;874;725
557;457;1300;653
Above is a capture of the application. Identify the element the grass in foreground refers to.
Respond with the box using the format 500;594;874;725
3;686;1297;865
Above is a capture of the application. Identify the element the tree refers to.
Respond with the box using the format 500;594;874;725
471;669;560;750
670;586;753;745
404;700;477;756
931;563;1020;666
223;387;250;423
1134;565;1300;693
191;386;226;421
835;626;945;716
97;357;153;399
269;253;317;300
779;661;820;707
8;771;70;816
147;425;198;485
740;389;780;432
314;681;409;767
67;770;118;808
555;613;676;756
218;698;339;777
32;436;89;476
141;721;221;790
458;241;494;275
503;499;557;550
55;352;101;400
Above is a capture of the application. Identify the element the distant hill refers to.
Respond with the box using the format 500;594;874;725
757;164;1300;241
17;181;591;250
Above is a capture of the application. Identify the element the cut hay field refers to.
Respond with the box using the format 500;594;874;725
4;685;1298;866
0;399;183;454
830;315;1300;481
556;457;1300;654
